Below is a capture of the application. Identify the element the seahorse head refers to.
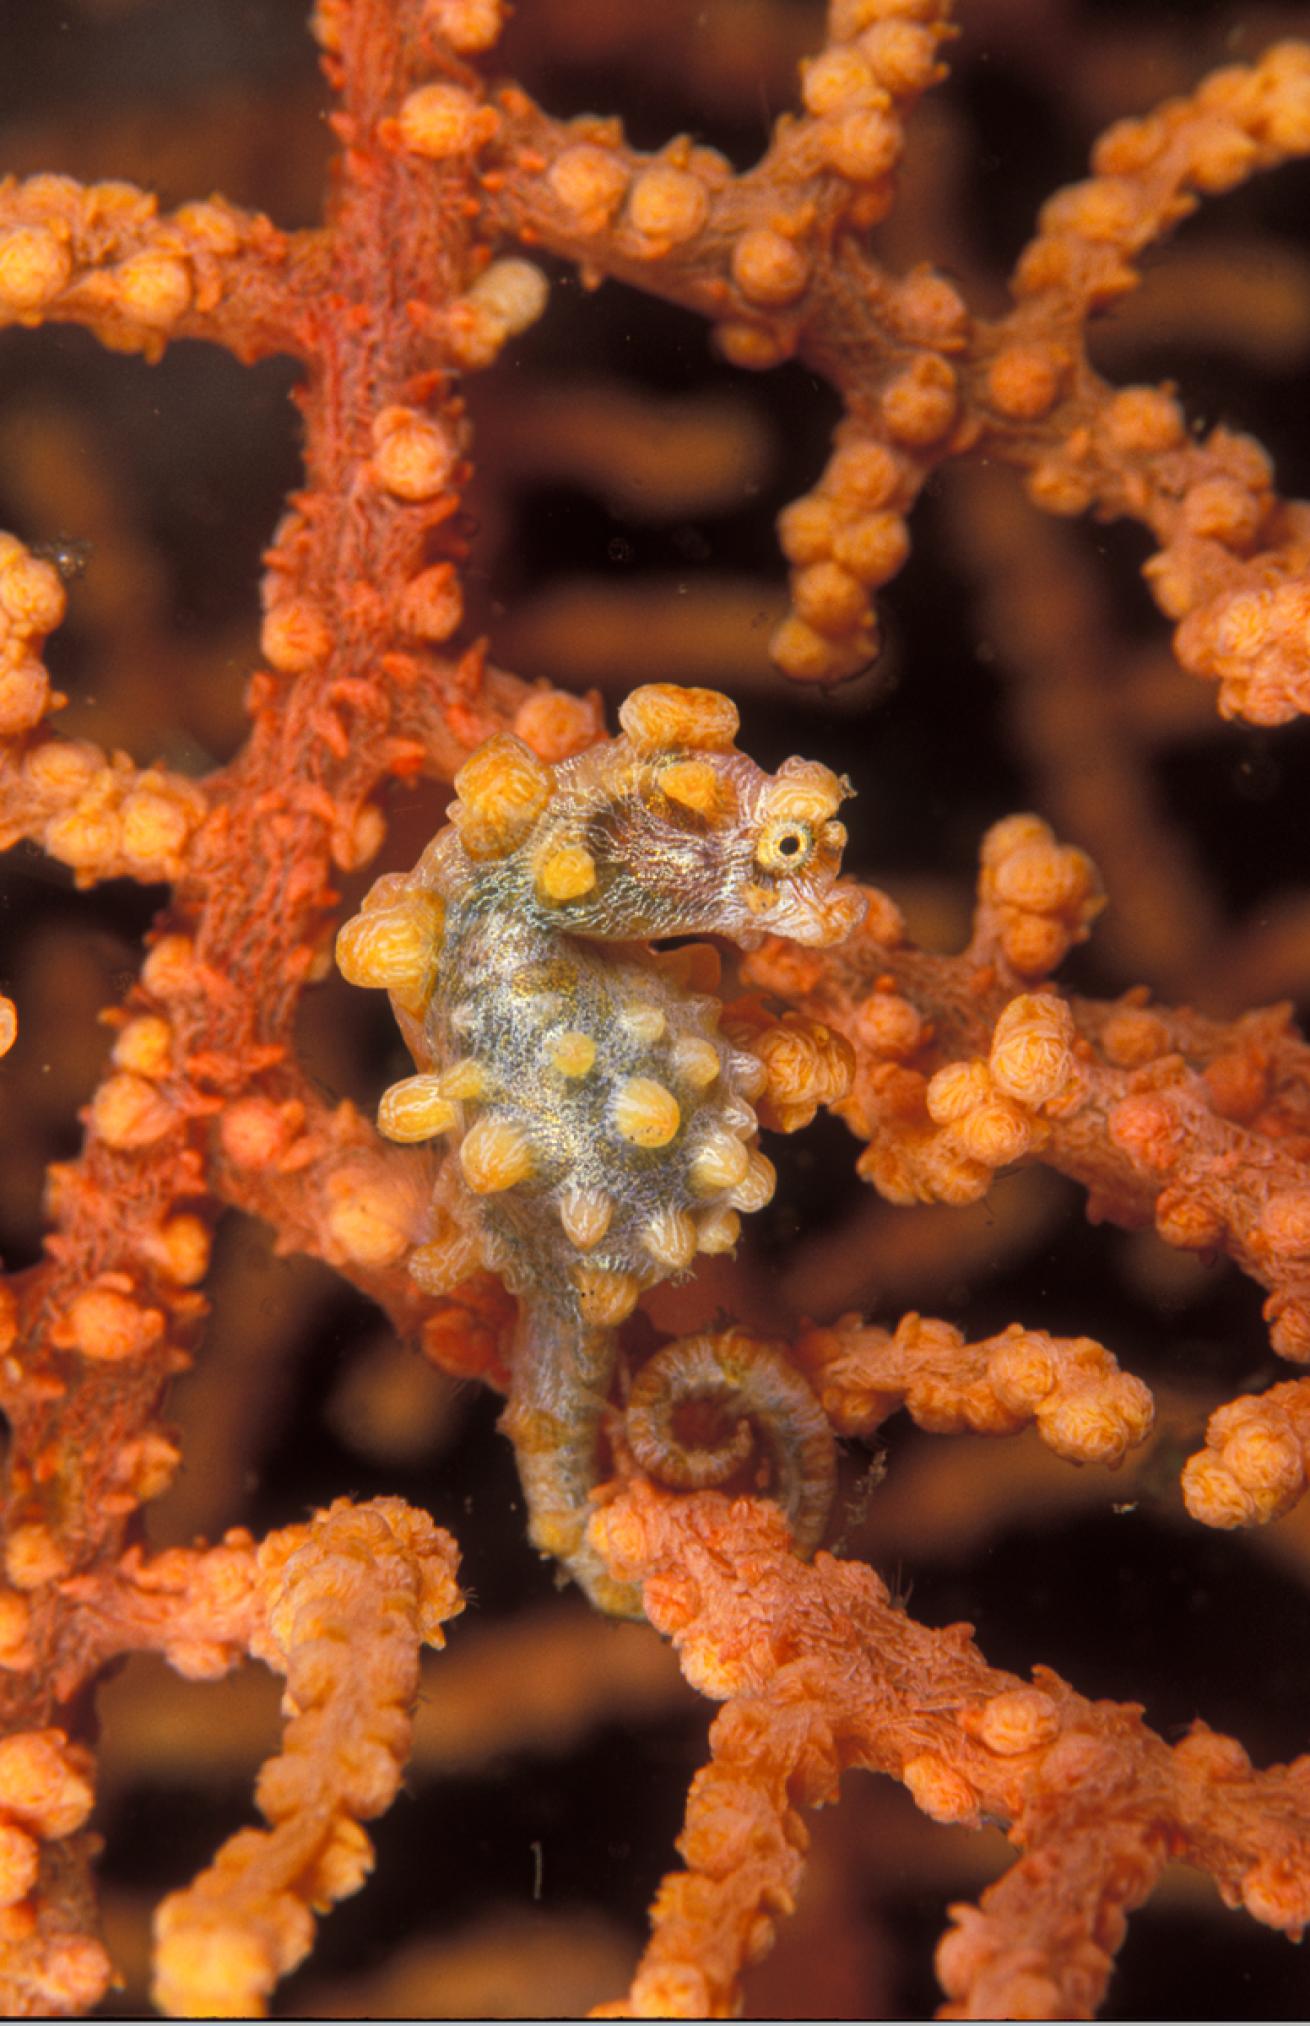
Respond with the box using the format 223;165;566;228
608;682;865;946
444;683;863;948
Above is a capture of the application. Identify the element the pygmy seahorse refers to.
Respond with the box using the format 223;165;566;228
338;682;861;1613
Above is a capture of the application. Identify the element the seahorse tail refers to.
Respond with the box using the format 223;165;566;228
500;1308;643;1618
625;1330;837;1555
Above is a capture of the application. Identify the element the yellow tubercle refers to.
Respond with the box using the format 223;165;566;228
688;1130;751;1196
459;1114;535;1193
660;758;730;818
548;1030;597;1078
452;734;553;859
377;1075;458;1143
729;1049;769;1099
437;1059;488;1101
618;1004;667;1045
410;1226;482;1296
618;683;739;754
536;841;597;902
672;1035;721;1089
759;759;848;826
572;1266;641;1325
729;1149;777;1213
612;1077;681;1149
695;1205;741;1254
642;1207;698;1270
559;1186;613;1249
336;891;444;1011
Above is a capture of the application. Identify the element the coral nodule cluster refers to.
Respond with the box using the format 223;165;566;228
2;0;1310;2017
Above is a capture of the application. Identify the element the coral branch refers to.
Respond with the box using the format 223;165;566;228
744;834;1310;1373
483;10;1310;709
934;1825;1166;2021
70;1499;463;2019
0;532;207;884
0;177;304;364
989;42;1310;724
0;1736;107;2018
795;1313;1154;1466
1183;1380;1310;1529
591;1484;1310;2018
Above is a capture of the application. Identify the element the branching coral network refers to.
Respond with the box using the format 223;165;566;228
2;0;1310;2016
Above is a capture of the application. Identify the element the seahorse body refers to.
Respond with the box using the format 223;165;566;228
338;683;861;1613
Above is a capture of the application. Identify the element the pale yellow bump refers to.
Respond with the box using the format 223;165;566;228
731;228;810;308
113;251;193;327
425;0;503;55
0;226;72;313
371;411;454;501
719;1095;758;1139
446;258;549;370
261;597;331;674
120;790;191;866
0;1820;39;1906
688;1129;751;1196
926;1059;991;1126
527;1512;583;1560
460;1113;535;1193
453;733;553;859
437;1058;487;1102
111;1015;172;1079
716;321;790;371
642;1206;698;1270
660;758;729;819
612;1076;681;1149
21;736;94;800
672;1035;721;1089
572;1265;641;1325
548;1030;597;1078
988;993;1075;1108
695;1204;741;1255
559;1185;613;1250
410;1226;482;1296
548;146;630;231
397;83;491;160
628;165;710;247
728;1048;768;1099
619;683;739;754
325;1178;410;1268
0;551;65;633
377;1074;458;1142
174;199;242;256
953;1096;1034;1169
729;1149;776;1214
5;1524;71;1590
536;842;597;903
619;1004;667;1045
155;1214;211;1287
90;1072;171;1148
759;759;847;827
336;892;444;1005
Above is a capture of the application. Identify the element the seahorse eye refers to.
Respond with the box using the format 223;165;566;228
755;818;814;873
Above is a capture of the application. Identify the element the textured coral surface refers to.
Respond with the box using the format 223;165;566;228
4;0;1310;2017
